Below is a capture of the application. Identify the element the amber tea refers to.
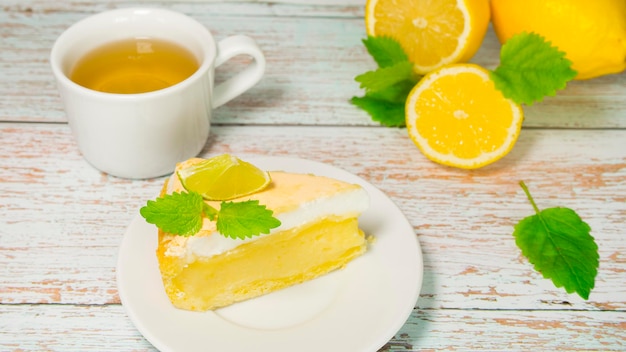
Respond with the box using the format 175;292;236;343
70;37;199;94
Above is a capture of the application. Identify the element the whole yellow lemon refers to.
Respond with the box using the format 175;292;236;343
490;0;626;80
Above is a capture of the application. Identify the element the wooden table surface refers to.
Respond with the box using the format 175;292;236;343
1;1;625;351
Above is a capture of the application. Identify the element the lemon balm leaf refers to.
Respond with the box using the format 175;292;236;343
366;79;417;104
140;191;206;237
490;32;578;105
362;36;409;68
355;61;415;93
352;36;419;127
514;208;598;299
352;64;418;127
351;95;406;127
513;181;599;299
140;192;280;239
217;200;281;240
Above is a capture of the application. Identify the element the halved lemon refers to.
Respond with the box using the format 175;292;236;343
177;154;271;200
405;64;523;169
365;0;490;74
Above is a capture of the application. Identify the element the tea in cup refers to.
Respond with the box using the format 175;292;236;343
70;37;200;94
50;7;266;179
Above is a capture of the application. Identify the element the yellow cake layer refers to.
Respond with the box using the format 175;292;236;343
158;216;366;311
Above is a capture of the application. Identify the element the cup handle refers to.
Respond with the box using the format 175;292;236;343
212;35;266;109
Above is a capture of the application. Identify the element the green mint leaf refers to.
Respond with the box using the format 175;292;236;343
365;79;417;103
351;95;406;127
490;32;577;105
352;36;419;127
355;61;415;93
140;191;207;237
351;78;417;127
216;200;281;240
513;181;599;300
362;36;409;68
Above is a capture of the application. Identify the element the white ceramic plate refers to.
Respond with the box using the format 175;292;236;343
117;157;423;352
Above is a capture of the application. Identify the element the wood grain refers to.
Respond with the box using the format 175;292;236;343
1;0;625;350
1;305;624;351
2;124;624;309
1;1;625;127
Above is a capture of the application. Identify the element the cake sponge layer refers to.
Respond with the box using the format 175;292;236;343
158;216;366;311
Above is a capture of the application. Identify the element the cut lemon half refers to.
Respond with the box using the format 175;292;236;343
365;0;490;74
405;64;523;169
177;154;271;200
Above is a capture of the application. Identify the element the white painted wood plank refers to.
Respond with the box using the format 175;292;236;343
1;0;367;12
394;309;626;351
1;304;624;351
1;3;624;128
1;123;624;311
2;1;625;350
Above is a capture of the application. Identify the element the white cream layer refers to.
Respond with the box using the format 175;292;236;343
163;174;370;262
187;188;369;259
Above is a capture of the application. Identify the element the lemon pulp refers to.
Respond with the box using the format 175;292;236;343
405;64;523;169
365;0;490;74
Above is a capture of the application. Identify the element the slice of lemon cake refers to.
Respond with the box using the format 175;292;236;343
154;158;370;311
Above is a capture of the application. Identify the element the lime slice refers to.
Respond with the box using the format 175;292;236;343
177;154;271;200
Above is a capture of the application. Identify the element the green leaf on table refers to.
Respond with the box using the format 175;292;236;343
365;78;417;104
352;36;420;127
351;95;406;127
513;181;599;299
216;200;281;240
355;61;415;93
490;32;578;105
362;36;409;68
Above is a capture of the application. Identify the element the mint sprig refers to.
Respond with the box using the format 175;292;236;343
140;192;206;237
217;200;281;239
513;181;599;299
350;36;421;127
140;191;281;239
351;32;577;125
490;32;577;105
355;61;414;93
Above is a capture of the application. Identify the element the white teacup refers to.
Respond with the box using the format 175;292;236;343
50;8;265;179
